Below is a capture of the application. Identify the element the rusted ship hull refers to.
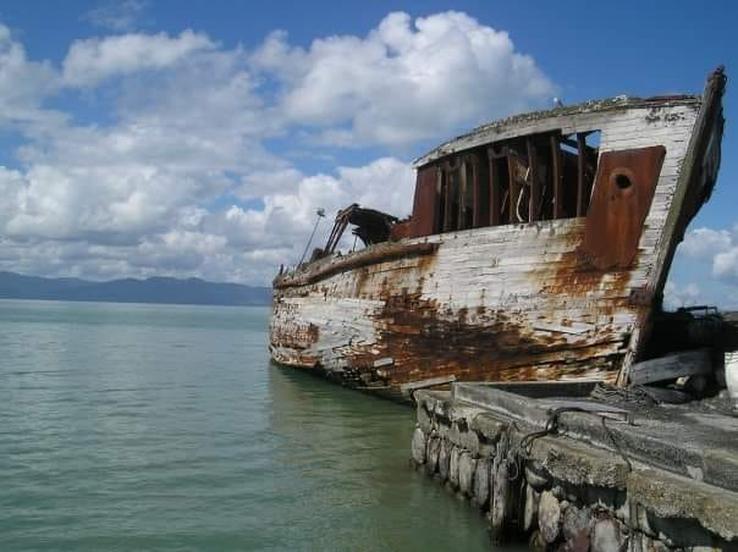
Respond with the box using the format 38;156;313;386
270;69;726;400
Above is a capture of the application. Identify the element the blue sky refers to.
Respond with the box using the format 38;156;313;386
0;0;735;307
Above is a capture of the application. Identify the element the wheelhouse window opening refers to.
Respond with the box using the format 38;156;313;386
432;129;600;234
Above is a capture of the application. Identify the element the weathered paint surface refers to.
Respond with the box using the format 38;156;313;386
270;75;724;399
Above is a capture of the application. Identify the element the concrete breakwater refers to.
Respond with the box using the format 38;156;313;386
411;383;738;551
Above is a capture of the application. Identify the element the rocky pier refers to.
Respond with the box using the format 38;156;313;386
411;382;738;551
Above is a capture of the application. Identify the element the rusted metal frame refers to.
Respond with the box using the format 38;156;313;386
326;216;350;254
551;134;563;218
527;137;540;222
323;218;342;254
576;133;587;216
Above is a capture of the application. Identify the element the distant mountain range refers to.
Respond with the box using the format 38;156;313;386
0;271;271;306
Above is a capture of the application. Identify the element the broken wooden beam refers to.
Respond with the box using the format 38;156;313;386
628;349;712;385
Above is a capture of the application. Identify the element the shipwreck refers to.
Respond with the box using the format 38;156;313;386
269;67;727;401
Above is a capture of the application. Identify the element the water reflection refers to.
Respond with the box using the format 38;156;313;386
267;361;491;551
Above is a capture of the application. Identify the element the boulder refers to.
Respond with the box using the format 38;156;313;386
458;451;477;496
538;490;561;544
473;458;490;508
411;427;426;465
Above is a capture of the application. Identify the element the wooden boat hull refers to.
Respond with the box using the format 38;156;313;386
271;221;639;398
270;71;725;399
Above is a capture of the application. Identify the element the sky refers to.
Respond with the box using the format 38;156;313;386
0;0;736;307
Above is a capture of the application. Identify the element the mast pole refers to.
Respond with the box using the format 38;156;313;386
298;208;325;266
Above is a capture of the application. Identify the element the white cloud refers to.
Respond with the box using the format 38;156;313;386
252;11;556;146
0;24;60;128
715;248;738;280
83;0;149;32
678;226;738;282
0;11;559;285
679;227;732;260
213;157;414;253
663;281;703;311
62;29;215;86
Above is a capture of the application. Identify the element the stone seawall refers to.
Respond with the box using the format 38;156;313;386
412;389;738;551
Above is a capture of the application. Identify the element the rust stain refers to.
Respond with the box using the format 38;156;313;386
271;228;628;395
270;321;319;351
336;268;622;391
581;146;665;270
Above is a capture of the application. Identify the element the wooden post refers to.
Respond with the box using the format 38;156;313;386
488;147;501;226
527;138;539;222
443;163;453;232
434;166;443;234
471;155;481;228
507;154;520;222
458;158;468;230
576;133;587;216
551;134;563;219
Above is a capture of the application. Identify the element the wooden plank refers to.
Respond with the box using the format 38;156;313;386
628;349;712;385
412;97;700;168
400;375;457;395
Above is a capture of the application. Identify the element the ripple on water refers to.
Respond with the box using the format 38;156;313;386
0;300;493;551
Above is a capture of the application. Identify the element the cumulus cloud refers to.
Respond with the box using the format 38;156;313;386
679;227;732;260
678;226;738;281
0;25;60;128
252;11;556;146
0;11;557;285
214;157;414;251
62;29;215;86
663;281;703;311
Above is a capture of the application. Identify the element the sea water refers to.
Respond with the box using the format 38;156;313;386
0;300;491;551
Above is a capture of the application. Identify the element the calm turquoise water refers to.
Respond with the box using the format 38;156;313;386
0;300;490;551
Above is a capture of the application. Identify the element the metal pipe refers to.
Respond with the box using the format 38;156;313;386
298;208;325;266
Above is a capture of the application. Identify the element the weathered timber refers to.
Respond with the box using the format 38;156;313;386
628;348;712;385
271;69;726;397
